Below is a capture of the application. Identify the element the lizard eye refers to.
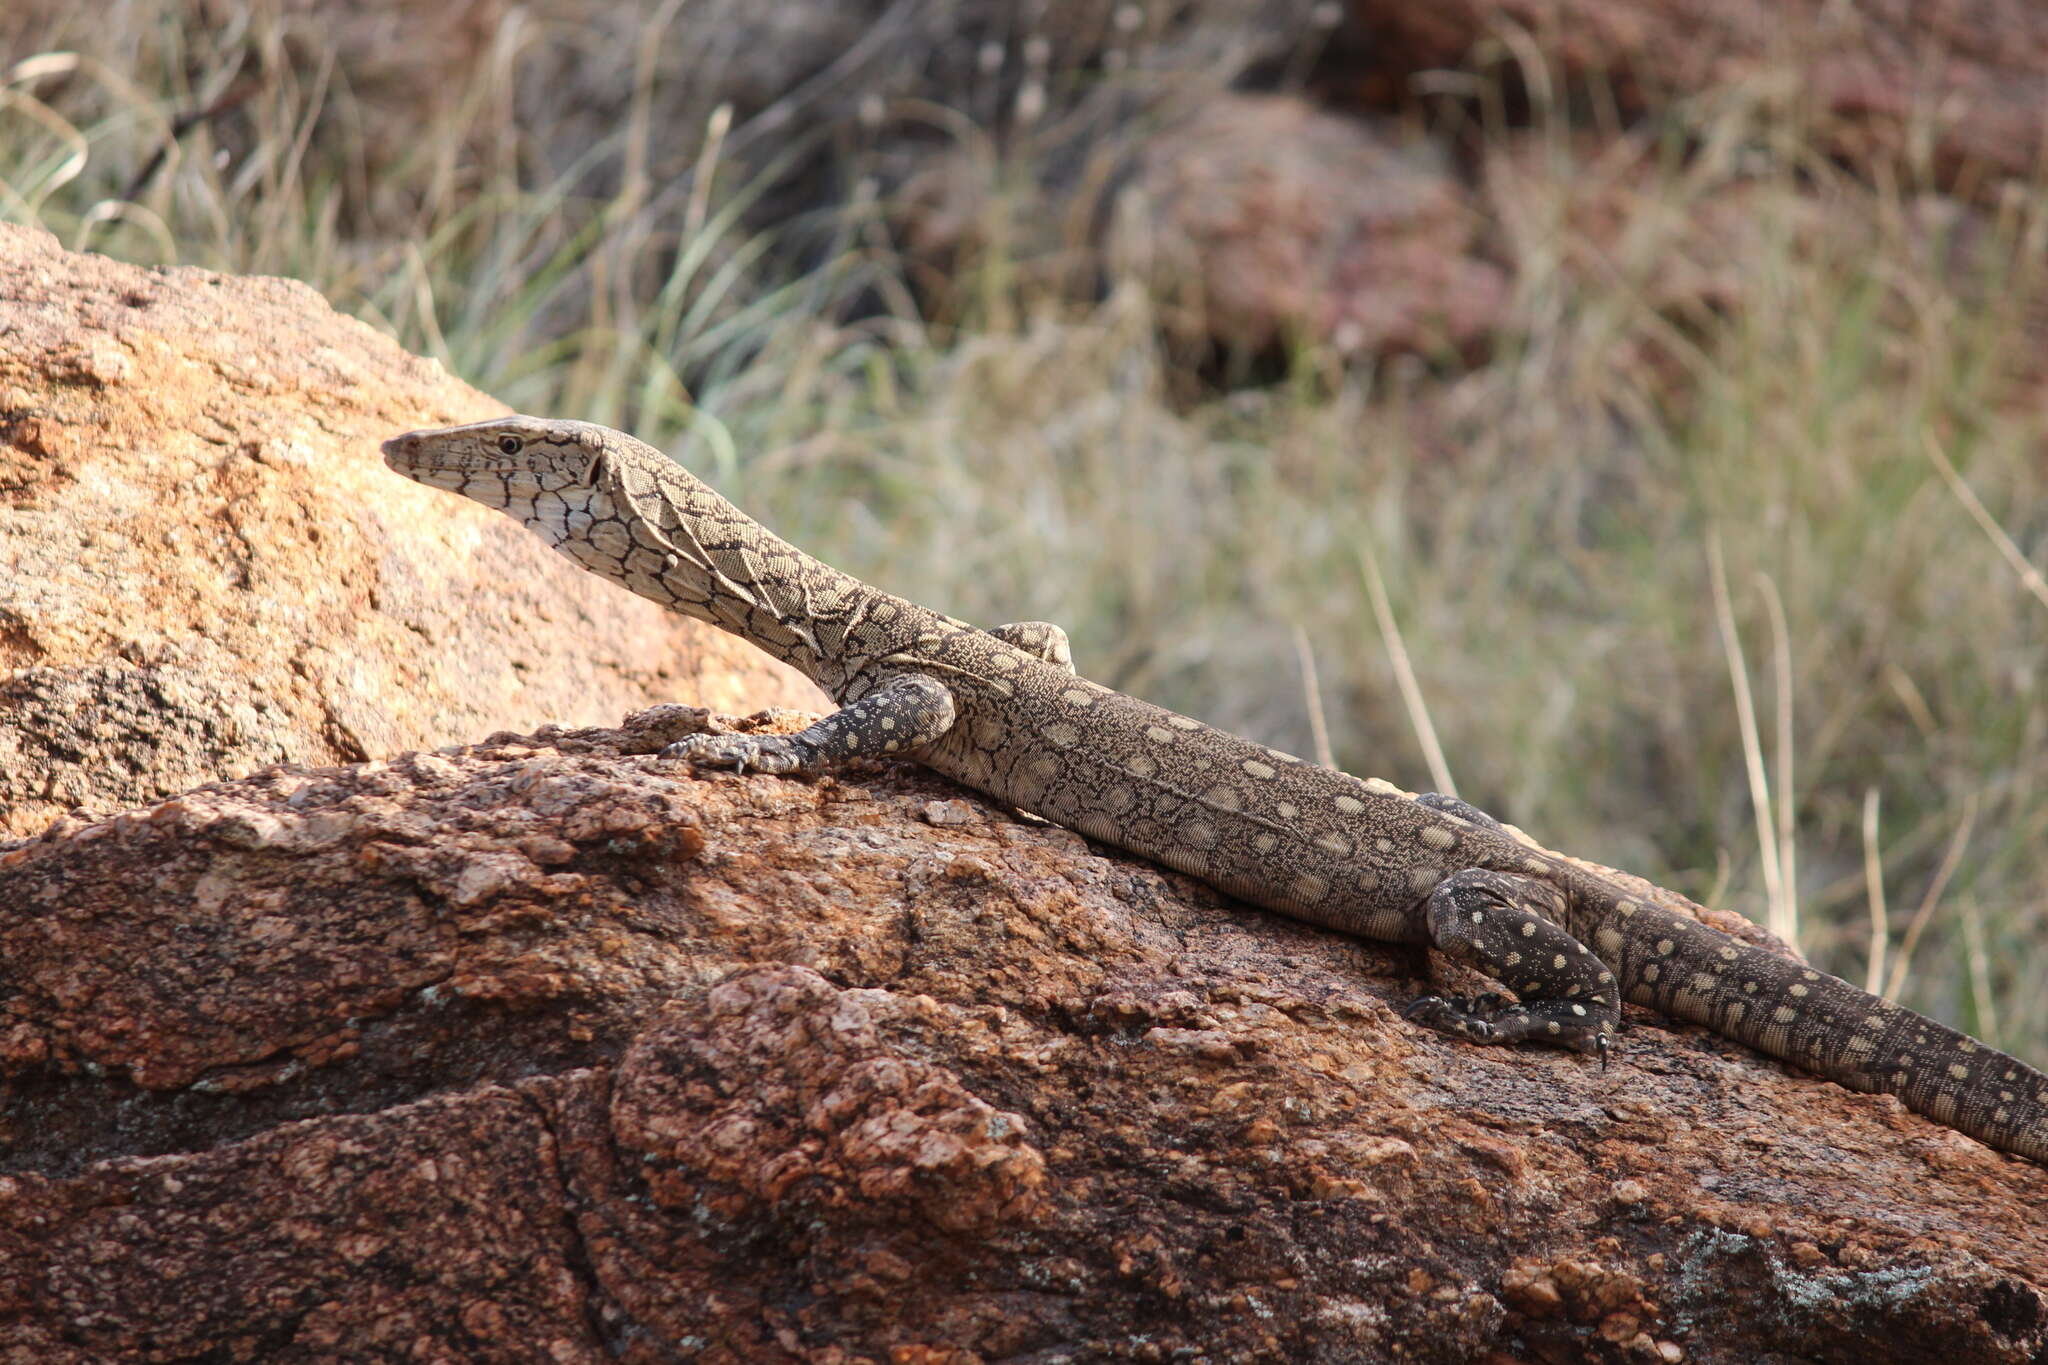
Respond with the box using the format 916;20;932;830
496;435;522;455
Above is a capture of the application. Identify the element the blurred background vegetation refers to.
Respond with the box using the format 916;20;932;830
5;0;2046;1061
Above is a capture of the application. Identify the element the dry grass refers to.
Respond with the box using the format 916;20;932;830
7;1;2048;1064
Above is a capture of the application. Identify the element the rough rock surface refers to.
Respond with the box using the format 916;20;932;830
1;706;2041;1363
0;225;823;839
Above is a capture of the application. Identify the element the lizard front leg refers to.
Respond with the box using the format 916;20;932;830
1403;868;1620;1059
660;673;955;775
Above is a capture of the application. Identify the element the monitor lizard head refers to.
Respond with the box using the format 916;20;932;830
381;415;616;510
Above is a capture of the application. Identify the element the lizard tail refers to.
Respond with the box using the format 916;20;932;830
1620;902;2048;1163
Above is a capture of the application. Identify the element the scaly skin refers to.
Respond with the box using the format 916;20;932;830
382;414;2048;1165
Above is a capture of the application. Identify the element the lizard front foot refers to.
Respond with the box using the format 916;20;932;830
659;733;814;775
1403;992;1612;1061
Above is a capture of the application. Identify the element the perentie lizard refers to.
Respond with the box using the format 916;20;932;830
382;415;2048;1165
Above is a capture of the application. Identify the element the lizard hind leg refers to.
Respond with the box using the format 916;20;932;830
1414;792;1506;831
1403;868;1620;1058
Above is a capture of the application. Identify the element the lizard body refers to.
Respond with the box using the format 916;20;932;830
382;415;2048;1165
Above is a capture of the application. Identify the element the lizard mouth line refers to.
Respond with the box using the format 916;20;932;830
380;441;496;473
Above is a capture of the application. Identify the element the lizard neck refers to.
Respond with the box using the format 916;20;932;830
549;453;926;695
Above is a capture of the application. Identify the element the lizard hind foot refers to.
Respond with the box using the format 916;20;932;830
1402;992;1612;1058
